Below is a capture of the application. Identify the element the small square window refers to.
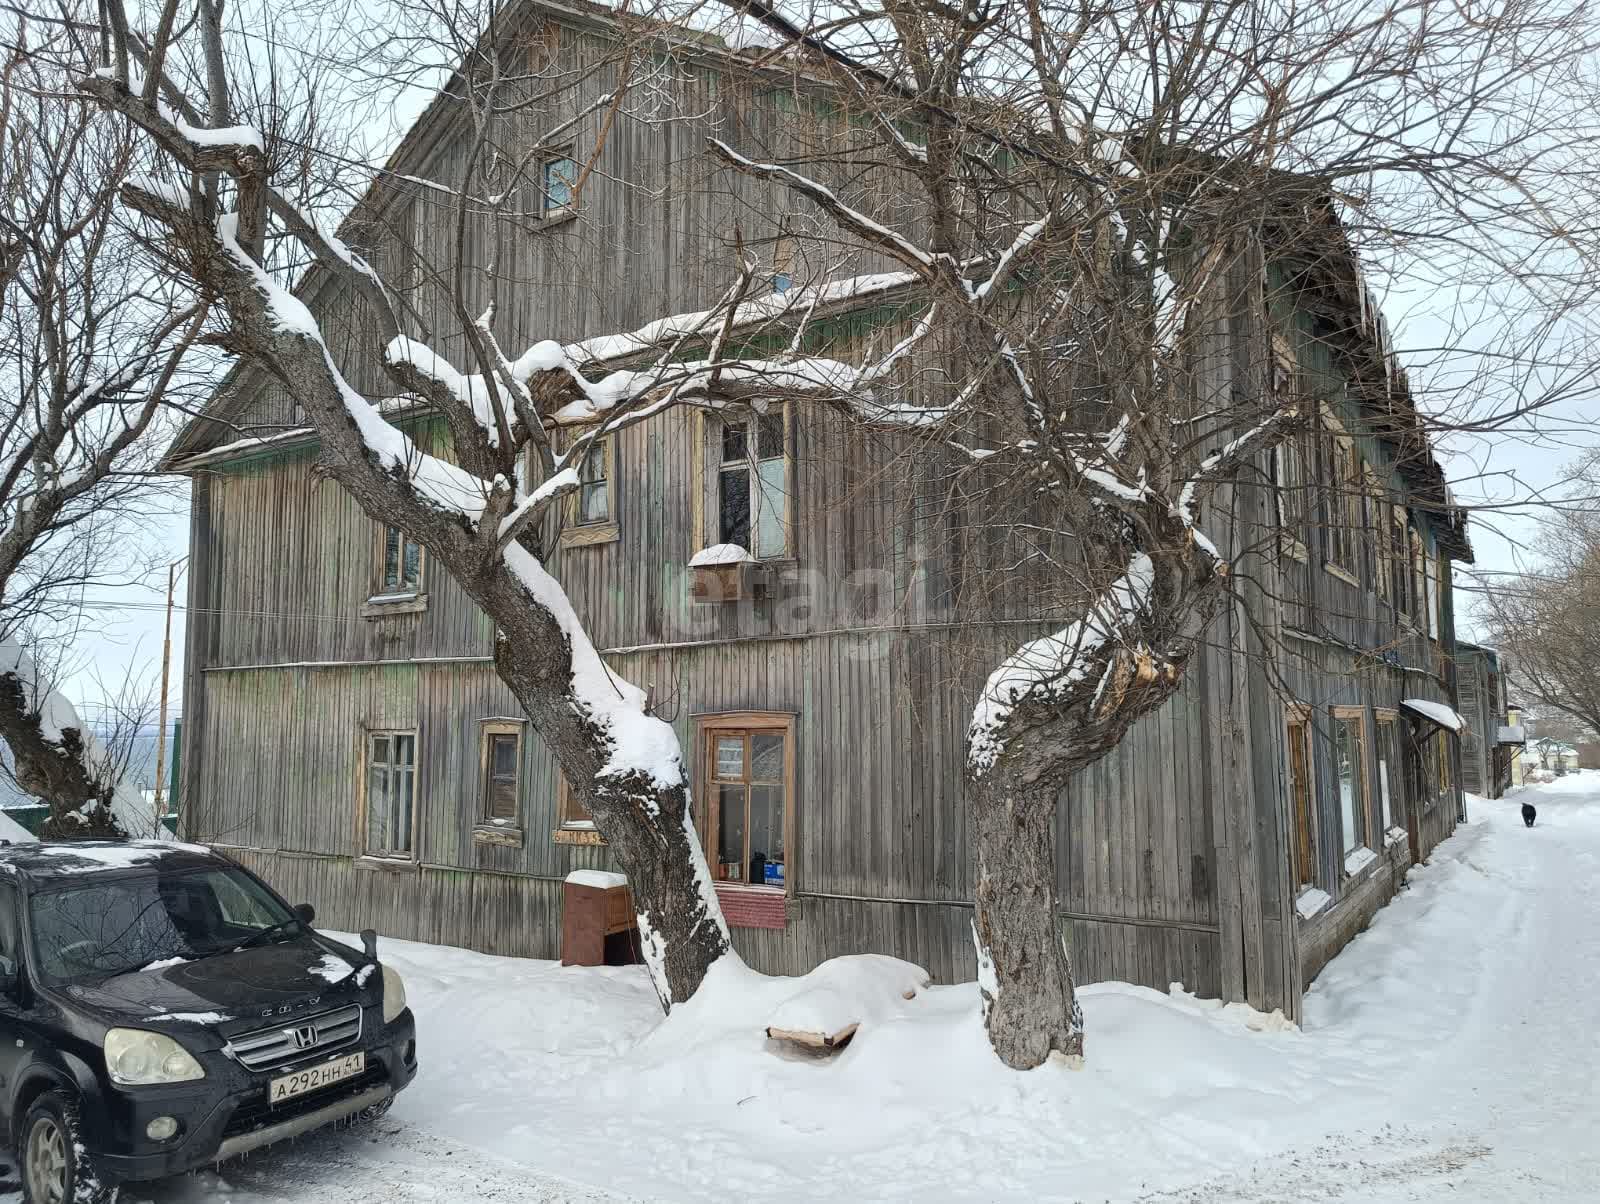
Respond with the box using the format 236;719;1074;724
542;155;577;216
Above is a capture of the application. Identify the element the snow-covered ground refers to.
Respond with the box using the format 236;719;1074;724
5;776;1598;1202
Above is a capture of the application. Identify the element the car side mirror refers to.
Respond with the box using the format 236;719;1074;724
293;902;316;926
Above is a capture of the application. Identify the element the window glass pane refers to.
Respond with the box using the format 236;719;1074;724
754;457;787;558
371;735;389;765
1336;721;1360;853
757;411;785;458
368;766;389;848
579;480;609;524
384;528;401;589
543;157;574;210
719;466;750;547
716;784;746;879
750;732;785;782
580;442;606;483
714;736;744;780
491;734;518;780
749;783;784;866
402;538;420;589
721;420;747;463
394;734;415;766
394;768;414;853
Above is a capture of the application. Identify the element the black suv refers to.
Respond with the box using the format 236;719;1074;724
0;840;417;1203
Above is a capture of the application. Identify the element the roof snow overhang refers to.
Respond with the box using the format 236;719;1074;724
1400;697;1466;734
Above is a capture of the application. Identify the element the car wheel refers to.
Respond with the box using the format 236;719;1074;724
351;1095;394;1125
20;1092;115;1204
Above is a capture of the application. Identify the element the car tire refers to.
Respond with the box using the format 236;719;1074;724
19;1091;115;1204
351;1095;394;1125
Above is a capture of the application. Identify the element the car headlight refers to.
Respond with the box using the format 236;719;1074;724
104;1029;205;1085
381;963;407;1024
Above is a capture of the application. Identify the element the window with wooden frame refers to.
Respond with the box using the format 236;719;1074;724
1286;707;1317;890
553;774;605;845
379;525;423;594
698;406;793;560
1332;707;1368;858
1436;731;1454;801
1375;710;1398;839
539;150;577;217
1368;470;1390;602
1318;408;1361;582
363;730;417;859
560;428;619;547
697;713;795;891
1410;523;1427;629
1391;507;1411;617
526;18;560;73
478;720;523;826
1428;548;1444;639
1272;436;1309;559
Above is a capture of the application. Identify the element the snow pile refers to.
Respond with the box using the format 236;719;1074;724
687;543;753;567
320;778;1600;1202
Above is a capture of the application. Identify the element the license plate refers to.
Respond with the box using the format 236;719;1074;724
269;1052;365;1104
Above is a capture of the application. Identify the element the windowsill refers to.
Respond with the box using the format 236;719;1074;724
1294;885;1332;921
560;521;619;548
1280;537;1308;562
552;824;605;846
1324;563;1360;588
538;208;579;229
355;854;416;872
1342;846;1378;879
472;824;524;848
362;592;428;619
713;880;786;895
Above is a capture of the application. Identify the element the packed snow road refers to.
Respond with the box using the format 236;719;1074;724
2;776;1595;1202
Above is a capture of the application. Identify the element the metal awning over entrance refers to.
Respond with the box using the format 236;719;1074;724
1400;698;1466;734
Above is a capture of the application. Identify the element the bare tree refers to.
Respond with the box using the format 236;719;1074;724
63;0;1600;1060
1483;464;1600;741
688;0;1600;1066
0;19;210;835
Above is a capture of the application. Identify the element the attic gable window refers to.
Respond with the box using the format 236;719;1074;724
541;153;577;217
706;406;791;560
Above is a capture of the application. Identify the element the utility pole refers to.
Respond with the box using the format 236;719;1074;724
153;557;187;833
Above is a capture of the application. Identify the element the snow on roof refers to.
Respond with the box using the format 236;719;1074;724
1401;698;1464;733
0;809;34;844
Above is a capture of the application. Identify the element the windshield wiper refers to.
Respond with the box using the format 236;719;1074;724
233;917;302;952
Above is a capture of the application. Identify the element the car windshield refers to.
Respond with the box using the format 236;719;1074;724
28;866;296;983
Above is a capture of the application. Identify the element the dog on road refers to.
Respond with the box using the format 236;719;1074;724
1522;802;1538;827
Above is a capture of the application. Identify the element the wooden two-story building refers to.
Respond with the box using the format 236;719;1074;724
169;0;1472;1023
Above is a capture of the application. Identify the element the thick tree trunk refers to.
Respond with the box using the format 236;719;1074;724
0;672;126;840
968;768;1083;1069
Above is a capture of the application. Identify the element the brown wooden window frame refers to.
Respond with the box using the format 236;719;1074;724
695;711;796;895
553;774;605;845
1374;709;1399;840
1391;506;1411;617
379;524;424;595
1331;705;1370;863
359;728;419;862
1318;407;1361;584
1286;704;1318;891
478;719;524;827
559;427;619;548
693;405;795;562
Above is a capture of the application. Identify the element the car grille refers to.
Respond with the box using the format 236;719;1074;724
221;1062;389;1141
226;1004;363;1071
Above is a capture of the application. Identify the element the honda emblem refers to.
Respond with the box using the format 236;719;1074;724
291;1025;317;1050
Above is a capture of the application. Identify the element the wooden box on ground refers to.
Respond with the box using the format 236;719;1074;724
560;870;641;967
